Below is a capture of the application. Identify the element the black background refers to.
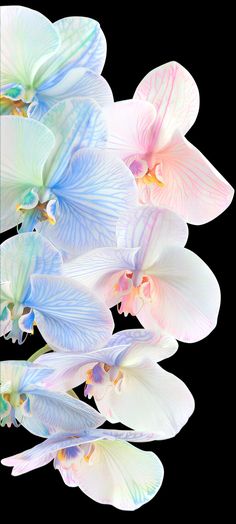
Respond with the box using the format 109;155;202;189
1;2;234;520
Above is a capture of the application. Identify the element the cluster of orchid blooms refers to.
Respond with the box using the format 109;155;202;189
0;5;234;511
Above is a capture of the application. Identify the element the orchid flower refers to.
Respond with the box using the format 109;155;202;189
0;232;113;350
65;206;221;343
0;360;105;437
0;6;113;119
0;98;137;255
104;61;234;224
37;329;194;438
1;429;164;510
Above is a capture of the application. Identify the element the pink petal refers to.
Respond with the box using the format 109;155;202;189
147;131;234;224
134;61;199;149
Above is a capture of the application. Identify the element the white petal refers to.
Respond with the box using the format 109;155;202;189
117;205;188;270
95;361;194;437
140;246;221;342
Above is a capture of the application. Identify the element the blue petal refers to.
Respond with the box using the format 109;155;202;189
21;387;105;436
26;274;113;352
29;68;113;120
41;98;107;187
39;149;138;255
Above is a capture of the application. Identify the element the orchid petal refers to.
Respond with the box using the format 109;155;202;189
104;99;157;159
95;361;194;437
140;246;221;342
26;274;113;352
29;68;113;119
149;131;234;224
39;149;137;255
134;61;200;149
0;116;55;232
109;329;178;365
35;16;106;89
65;246;138;286
41;99;107;187
64;439;163;510
0;360;54;393
19;387;104;436
117;206;188;270
0;233;63;304
36;345;129;391
0;6;59;87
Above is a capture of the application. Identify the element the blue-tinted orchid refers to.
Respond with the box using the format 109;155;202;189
1;428;164;510
0;232;113;350
0;360;105;436
0;6;113;119
65;206;221;343
37;329;194;438
0;98;137;255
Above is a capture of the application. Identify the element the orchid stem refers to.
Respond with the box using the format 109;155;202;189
28;344;51;362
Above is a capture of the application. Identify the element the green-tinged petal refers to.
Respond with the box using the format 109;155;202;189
0;116;55;232
34;16;106;89
62;440;164;510
29;68;113;120
0;6;59;87
0;233;63;304
41;98;107;186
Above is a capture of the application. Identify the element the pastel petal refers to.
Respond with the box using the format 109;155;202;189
26;274;114;352
38;149;138;255
104;99;157;158
36;345;129;391
109;329;178;365
19;387;104;436
140;246;221;342
95;361;194;437
0;360;54;393
134;61;200;149
66;439;163;510
0;116;55;232
0;6;59;87
35;17;106;89
29;68;113;119
116;206;188;270
65;246;139;287
1;447;55;476
149;131;234;224
1;233;63;304
41;98;107;187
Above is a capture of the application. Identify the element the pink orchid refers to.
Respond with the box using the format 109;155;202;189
104;61;234;224
65;206;221;343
